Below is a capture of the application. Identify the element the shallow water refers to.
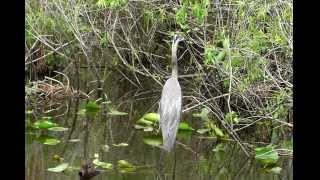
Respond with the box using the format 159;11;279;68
25;70;292;180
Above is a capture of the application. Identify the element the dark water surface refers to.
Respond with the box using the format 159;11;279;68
25;70;292;180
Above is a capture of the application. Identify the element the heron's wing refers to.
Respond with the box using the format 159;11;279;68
159;78;182;152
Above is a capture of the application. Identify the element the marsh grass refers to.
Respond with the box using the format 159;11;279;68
25;0;292;156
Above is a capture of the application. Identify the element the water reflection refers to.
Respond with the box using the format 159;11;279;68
26;108;292;180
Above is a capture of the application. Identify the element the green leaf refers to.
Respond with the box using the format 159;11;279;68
143;127;154;132
176;5;188;29
96;0;108;8
281;140;293;151
118;159;137;173
193;108;210;121
213;127;224;137
43;138;61;145
93;159;113;170
215;50;226;62
192;2;206;25
99;32;109;48
143;113;160;122
108;108;128;116
102;145;110;152
225;111;240;124
267;166;282;174
85;101;100;117
178;122;194;131
177;129;192;138
134;124;146;130
77;109;86;116
233;117;239;124
48;127;68;132
197;128;211;134
119;167;136;173
223;38;230;49
47;163;69;173
96;0;128;9
68;139;80;143
136;118;154;126
26;110;33;115
33;120;58;129
53;154;64;161
255;146;279;166
212;143;226;152
136;113;192;132
204;46;219;65
143;136;162;147
66;166;81;172
118;160;135;169
112;143;129;147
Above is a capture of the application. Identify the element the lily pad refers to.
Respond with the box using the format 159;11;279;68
267;166;282;174
68;139;81;143
143;127;153;132
118;160;132;168
136;118;154;126
38;135;61;145
178;122;194;131
177;130;192;138
102;145;110;152
26;110;33;115
43;138;61;145
119;167;136;173
108;108;128;116
255;145;279;166
143;136;162;147
134;124;145;130
112;143;129;147
47;163;69;173
48;127;68;132
66;166;81;171
212;143;226;152
93;159;113;170
281;140;293;151
197;128;211;134
136;113;194;132
53;154;64;161
143;113;160;122
118;160;136;171
33;120;58;129
77;109;86;116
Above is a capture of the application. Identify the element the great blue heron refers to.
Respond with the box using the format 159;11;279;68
159;35;184;152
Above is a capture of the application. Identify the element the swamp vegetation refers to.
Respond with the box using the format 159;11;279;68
25;0;293;179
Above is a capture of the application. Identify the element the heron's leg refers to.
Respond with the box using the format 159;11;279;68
158;150;165;180
172;144;177;180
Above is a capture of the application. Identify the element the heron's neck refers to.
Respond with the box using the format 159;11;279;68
171;43;178;78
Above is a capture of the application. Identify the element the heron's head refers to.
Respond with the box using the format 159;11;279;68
172;35;184;46
172;35;184;57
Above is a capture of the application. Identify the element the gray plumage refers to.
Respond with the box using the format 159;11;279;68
159;35;184;152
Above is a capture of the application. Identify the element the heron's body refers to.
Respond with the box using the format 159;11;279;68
159;35;184;152
159;77;182;151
